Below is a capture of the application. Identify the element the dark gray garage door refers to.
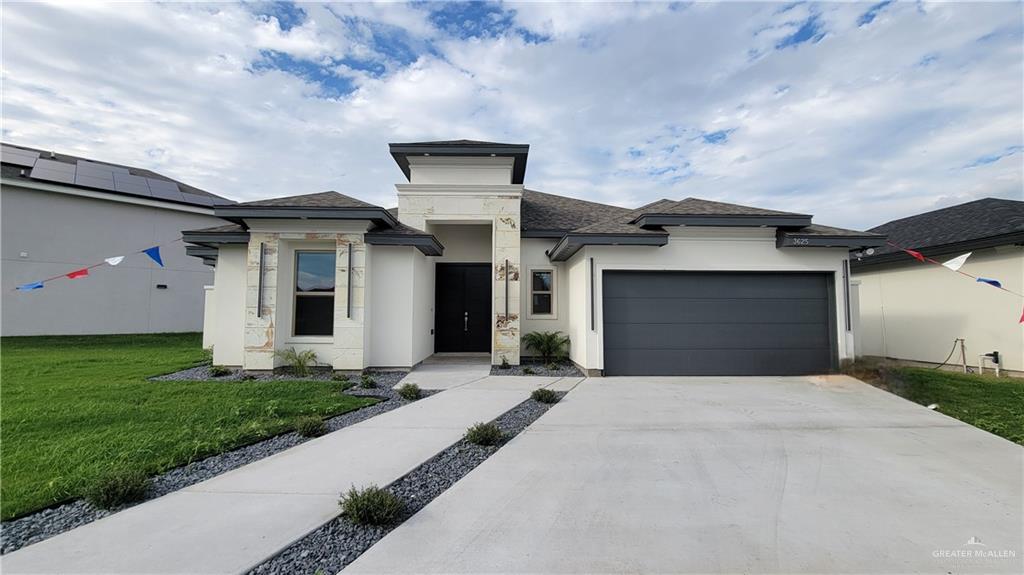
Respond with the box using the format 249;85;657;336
602;271;837;376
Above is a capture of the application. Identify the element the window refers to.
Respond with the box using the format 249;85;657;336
294;251;335;336
530;269;554;316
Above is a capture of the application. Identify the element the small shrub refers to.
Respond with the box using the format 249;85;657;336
531;388;559;404
545;362;559;371
332;373;349;383
522;366;536;375
339;485;404;526
295;415;328;438
83;468;151;509
521;331;570;364
239;373;257;381
397;383;421;401
465;422;504;446
360;374;377;389
200;347;214;364
209;365;232;377
499;356;511;370
274;347;319;377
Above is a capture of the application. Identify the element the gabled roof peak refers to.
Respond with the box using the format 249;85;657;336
235;190;378;209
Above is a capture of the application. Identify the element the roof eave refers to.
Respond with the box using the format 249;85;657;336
388;142;530;185
776;231;887;249
213;206;399;228
547;233;668;262
365;233;444;256
851;231;1024;270
633;214;813;228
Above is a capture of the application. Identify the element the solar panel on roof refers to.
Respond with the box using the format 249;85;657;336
76;159;128;175
74;173;117;192
113;172;153;196
146;178;185;202
30;158;76;184
1;145;39;167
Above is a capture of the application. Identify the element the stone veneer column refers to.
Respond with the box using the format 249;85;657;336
243;232;279;370
332;233;367;371
493;214;521;365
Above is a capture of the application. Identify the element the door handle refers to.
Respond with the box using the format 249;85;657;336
464;311;469;332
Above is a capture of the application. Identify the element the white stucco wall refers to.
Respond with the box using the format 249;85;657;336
855;246;1024;372
520;238;570;357
408;156;514;185
411;250;435;366
369;246;416;368
564;227;853;372
210;245;246;366
1;184;223;336
430;224;492;263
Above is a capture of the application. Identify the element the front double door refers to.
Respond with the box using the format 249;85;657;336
435;263;492;353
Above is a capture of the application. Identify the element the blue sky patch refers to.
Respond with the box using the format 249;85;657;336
963;145;1022;168
857;1;893;27
776;14;825;49
253;1;306;32
250;50;356;98
424;1;548;43
702;129;734;145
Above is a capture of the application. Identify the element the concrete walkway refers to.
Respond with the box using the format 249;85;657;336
3;376;573;575
345;375;1023;574
396;355;492;390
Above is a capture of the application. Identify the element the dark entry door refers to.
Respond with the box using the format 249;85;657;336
435;263;492;353
602;271;836;376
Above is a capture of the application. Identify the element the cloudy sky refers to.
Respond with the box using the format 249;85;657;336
2;1;1021;229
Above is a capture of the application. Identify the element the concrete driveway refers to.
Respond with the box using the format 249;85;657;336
345;375;1023;574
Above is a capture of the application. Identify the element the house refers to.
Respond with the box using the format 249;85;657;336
184;140;884;376
1;143;233;336
852;198;1024;373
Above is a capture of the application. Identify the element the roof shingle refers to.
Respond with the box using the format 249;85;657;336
236;191;379;209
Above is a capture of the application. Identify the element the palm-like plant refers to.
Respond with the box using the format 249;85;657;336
274;347;319;377
521;331;570;364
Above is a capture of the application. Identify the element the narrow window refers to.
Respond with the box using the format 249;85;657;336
531;269;554;316
294;251;335;336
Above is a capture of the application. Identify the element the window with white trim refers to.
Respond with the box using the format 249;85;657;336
530;269;554;316
293;251;335;336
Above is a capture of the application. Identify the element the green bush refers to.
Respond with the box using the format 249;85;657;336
332;373;349;383
360;374;377;389
521;331;570;364
274;347;319;377
522;366;536;375
209;365;232;377
339;485;404;526
465;422;504;446
531;388;559;404
295;415;328;438
397;383;421;401
83;467;151;509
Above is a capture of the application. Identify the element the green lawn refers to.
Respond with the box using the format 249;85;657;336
0;333;376;520
886;367;1024;445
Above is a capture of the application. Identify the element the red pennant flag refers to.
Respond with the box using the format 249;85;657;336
904;248;925;262
66;268;89;279
1020;304;1024;324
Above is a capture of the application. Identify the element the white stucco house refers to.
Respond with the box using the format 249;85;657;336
185;140;884;376
853;198;1024;373
1;143;232;336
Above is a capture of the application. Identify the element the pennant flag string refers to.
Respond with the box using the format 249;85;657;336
12;236;183;292
885;241;1024;298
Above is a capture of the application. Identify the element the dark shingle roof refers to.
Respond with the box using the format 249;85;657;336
641;197;808;217
863;198;1024;259
521;189;631;234
389;139;520;146
188;223;246;234
789;224;885;238
236;191;379;209
1;142;231;205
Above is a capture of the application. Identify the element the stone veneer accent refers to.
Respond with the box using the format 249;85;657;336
398;187;522;365
243;232;279;370
332;233;367;370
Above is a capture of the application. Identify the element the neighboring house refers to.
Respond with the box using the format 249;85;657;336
852;198;1024;373
1;143;233;336
185;140;884;376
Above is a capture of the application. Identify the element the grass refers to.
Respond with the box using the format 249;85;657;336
0;333;377;520
845;360;1024;446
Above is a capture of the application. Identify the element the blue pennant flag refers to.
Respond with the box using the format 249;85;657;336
976;277;1002;288
142;246;164;267
16;281;44;291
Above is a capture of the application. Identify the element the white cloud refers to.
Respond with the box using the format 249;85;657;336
1;1;1020;229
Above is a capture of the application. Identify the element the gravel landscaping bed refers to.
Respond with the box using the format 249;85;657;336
151;364;341;381
0;372;418;555
248;392;565;575
491;360;582;377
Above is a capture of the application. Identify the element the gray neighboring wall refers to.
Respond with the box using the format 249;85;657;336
1;149;231;336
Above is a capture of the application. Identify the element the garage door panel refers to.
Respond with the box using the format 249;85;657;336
603;322;830;351
603;298;830;325
602;271;835;376
604;272;828;299
603;349;832;376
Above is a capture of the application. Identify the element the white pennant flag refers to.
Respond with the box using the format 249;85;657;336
104;256;125;266
941;252;971;271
